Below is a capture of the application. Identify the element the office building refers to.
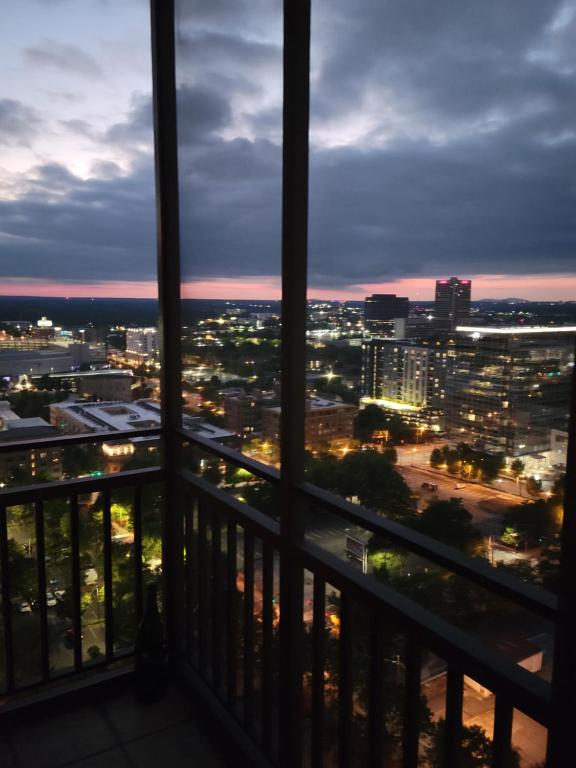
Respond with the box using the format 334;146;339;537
364;293;409;337
224;389;280;438
262;397;357;451
0;402;62;483
50;398;234;443
447;326;576;456
434;277;472;332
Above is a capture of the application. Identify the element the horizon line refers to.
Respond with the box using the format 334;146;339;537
0;293;574;304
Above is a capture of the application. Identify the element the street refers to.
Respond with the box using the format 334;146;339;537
396;464;516;535
421;674;547;767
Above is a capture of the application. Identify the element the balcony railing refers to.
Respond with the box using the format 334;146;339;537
0;429;164;694
0;426;556;766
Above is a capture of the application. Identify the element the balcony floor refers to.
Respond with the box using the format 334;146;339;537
1;683;233;768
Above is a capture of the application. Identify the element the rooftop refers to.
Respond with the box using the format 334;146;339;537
456;325;576;335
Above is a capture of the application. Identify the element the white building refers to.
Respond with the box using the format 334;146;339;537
125;328;159;363
49;398;234;444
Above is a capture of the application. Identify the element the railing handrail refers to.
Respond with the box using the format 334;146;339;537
299;539;551;726
0;466;164;505
177;466;551;726
180;467;280;543
0;426;163;454
179;430;558;622
179;427;281;483
297;480;558;622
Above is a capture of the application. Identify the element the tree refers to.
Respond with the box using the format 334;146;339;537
410;498;484;555
425;720;520;767
62;444;105;479
355;404;389;442
338;451;414;519
430;448;443;468
525;475;542;497
7;538;37;601
510;458;525;479
500;499;559;548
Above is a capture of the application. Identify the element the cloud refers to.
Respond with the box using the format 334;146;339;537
0;99;43;146
3;0;576;295
24;40;103;78
0;160;156;282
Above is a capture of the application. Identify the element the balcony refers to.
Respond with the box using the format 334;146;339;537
0;1;574;767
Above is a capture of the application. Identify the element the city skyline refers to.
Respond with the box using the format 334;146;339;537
2;272;576;301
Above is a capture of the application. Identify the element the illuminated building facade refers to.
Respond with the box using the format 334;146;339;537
125;327;159;363
447;326;576;456
262;397;357;451
362;338;448;408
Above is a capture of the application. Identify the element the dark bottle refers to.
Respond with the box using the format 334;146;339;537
134;583;166;702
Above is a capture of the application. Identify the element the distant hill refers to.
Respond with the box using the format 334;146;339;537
476;297;532;303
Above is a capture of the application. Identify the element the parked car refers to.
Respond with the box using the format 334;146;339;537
46;591;57;607
18;601;32;614
454;483;466;490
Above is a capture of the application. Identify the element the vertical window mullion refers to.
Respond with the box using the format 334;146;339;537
547;359;576;767
278;0;312;766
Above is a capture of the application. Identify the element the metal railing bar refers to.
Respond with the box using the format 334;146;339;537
0;467;164;506
226;521;238;706
261;543;274;755
0;503;15;693
337;591;353;768
133;485;143;626
34;499;50;683
211;511;223;696
179;429;280;484
311;576;326;768
444;665;463;768
102;489;114;663
179;469;280;543
402;631;421;768
70;495;83;673
491;696;513;768
243;529;255;730
183;495;195;659
298;540;551;725
197;501;209;675
368;614;385;768
0;427;163;455
297;480;557;622
179;447;556;623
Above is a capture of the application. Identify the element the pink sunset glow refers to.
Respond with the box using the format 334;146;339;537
1;273;576;301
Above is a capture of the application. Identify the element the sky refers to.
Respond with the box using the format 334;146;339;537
1;0;576;301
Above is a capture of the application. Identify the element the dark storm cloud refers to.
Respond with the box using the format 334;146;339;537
0;160;156;282
3;0;576;288
24;41;103;78
0;99;42;145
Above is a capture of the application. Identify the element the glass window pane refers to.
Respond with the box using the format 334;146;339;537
175;0;283;483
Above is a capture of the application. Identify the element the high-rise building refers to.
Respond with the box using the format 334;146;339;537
446;326;576;456
364;293;409;337
362;338;448;409
434;277;471;332
125;327;159;363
